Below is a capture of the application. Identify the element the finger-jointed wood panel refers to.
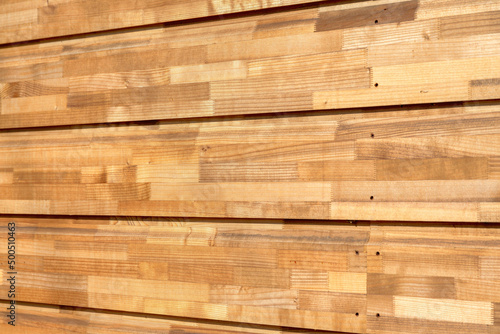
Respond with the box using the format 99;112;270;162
0;0;329;45
1;0;500;129
0;102;499;222
0;217;498;333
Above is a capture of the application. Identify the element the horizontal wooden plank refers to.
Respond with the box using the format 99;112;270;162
0;217;498;333
0;102;498;221
0;0;330;44
1;2;499;128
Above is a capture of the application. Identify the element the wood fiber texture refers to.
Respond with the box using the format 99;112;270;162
1;0;500;129
1;0;500;333
0;216;499;333
0;102;500;222
0;0;327;44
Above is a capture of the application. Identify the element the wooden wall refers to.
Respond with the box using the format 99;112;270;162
0;0;499;333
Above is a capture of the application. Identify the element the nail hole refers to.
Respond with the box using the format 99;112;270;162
370;196;374;200
355;250;359;255
356;312;359;316
371;133;375;138
376;251;380;256
375;19;379;24
376;313;381;317
374;83;379;87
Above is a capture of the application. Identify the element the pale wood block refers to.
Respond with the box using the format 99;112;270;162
200;162;298;182
171;60;247;84
211;68;368;100
343;20;439;50
199;141;355;163
376;157;489;181
0;78;69;98
372;56;500;88
136;163;199;183
88;276;210;302
0;169;13;184
0;200;50;214
330;180;500;202
144;299;228;321
0;8;37;27
314;83;469;110
68;68;170;93
128;243;277;269
329;272;367;294
214;93;312;115
145;226;216;246
50;200;119;216
278;249;348;272
381;249;480;279
207;30;342;62
228;305;366;332
53;240;128;260
208;0;320;15
247;50;366;77
1;94;66;115
150;182;331;202
43;256;139;278
88;293;145;313
298;290;365;314
417;0;500;20
368;33;500;67
119;200;227;217
394;296;494;325
290;269;329;291
107;100;214;123
480;256;500;280
356;135;500;160
210;285;298;309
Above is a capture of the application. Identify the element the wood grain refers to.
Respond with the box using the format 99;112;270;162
0;0;329;44
0;102;499;222
0;217;498;333
1;1;500;129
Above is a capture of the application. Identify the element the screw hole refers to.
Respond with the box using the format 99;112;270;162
374;83;379;87
376;251;380;256
371;133;375;138
375;19;379;24
370;196;374;200
376;313;380;317
355;250;359;255
356;312;359;316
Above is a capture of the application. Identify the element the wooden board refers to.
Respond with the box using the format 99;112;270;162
1;0;499;333
0;302;341;334
0;102;499;222
0;216;498;333
1;1;500;129
0;0;328;45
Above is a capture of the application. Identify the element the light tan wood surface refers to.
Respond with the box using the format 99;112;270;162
0;301;342;334
0;216;499;333
0;0;329;45
1;0;500;129
1;0;499;333
0;102;499;222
